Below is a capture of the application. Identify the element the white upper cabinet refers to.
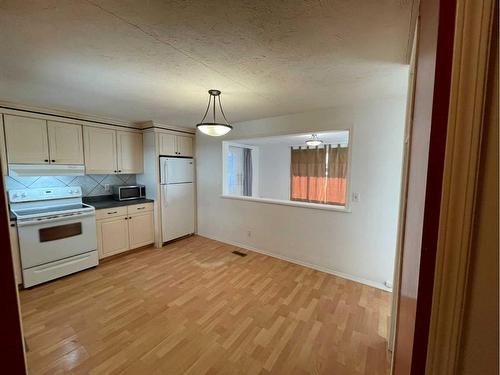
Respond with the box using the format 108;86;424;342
159;133;177;156
47;121;84;164
117;131;143;174
2;112;145;174
84;127;144;174
83;127;117;174
4;115;50;164
177;135;193;157
4;115;84;165
159;133;193;157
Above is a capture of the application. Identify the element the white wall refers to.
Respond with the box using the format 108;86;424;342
196;97;406;289
258;144;290;200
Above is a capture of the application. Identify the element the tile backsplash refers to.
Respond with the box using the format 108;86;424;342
5;174;136;196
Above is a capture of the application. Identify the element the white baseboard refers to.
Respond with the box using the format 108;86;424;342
197;232;392;292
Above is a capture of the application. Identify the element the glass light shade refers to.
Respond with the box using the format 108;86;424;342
197;123;232;136
305;134;323;146
305;139;323;146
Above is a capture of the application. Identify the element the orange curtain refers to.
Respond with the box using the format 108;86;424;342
290;147;326;202
326;145;348;205
290;147;308;200
291;145;348;205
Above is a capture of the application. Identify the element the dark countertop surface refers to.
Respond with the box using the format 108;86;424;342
8;196;154;221
83;196;154;210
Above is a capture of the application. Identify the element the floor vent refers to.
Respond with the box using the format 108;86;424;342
232;250;247;257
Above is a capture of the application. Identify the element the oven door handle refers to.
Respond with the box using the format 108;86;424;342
16;211;95;227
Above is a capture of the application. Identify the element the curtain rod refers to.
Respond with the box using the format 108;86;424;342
290;143;347;149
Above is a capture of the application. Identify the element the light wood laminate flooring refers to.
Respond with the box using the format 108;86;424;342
20;235;392;374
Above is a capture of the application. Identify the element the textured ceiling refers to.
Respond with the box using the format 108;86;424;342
0;0;413;127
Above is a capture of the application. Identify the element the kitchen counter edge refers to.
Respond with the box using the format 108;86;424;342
83;197;154;210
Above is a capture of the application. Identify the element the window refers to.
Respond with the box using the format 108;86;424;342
222;131;350;212
290;144;348;206
224;144;258;197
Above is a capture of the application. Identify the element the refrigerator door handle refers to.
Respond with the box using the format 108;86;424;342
161;158;168;184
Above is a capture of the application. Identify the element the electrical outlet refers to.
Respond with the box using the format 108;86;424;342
104;184;110;192
352;192;360;202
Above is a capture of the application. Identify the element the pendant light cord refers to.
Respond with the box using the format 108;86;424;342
199;94;212;124
213;94;216;123
218;95;230;125
198;91;231;125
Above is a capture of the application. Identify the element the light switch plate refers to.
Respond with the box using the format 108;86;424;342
352;192;360;202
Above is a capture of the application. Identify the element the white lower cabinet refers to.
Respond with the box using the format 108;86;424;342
98;217;130;258
96;203;154;259
128;212;154;249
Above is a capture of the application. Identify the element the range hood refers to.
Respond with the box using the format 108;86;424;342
8;164;85;177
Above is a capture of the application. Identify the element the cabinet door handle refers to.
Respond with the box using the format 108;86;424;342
51;160;56;163
129;216;132;219
118;170;122;173
107;211;118;215
137;207;145;210
44;159;49;162
125;217;128;220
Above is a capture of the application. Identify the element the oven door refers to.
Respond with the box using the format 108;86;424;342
17;211;97;269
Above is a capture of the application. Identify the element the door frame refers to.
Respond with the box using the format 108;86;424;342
425;0;497;372
0;163;27;372
391;0;459;372
388;21;419;353
391;0;497;372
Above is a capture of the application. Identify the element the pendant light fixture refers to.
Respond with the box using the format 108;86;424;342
196;89;233;136
305;134;323;147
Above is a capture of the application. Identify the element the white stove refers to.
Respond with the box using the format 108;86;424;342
9;187;98;288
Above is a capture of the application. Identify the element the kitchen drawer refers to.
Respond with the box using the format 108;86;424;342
127;203;153;215
95;206;128;220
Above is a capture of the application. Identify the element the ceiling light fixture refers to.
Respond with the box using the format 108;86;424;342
305;134;323;147
196;89;233;136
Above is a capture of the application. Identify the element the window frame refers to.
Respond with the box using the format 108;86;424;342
222;141;260;197
221;129;353;213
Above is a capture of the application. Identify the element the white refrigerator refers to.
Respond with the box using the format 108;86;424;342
160;157;195;243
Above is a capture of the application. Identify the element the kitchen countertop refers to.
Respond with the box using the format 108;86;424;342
83;196;154;210
8;196;154;221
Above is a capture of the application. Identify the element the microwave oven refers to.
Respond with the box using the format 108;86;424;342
112;185;146;201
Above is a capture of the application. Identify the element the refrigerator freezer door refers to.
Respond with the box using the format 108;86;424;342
161;183;194;242
160;157;194;184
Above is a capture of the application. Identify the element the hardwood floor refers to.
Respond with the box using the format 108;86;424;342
20;236;392;375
